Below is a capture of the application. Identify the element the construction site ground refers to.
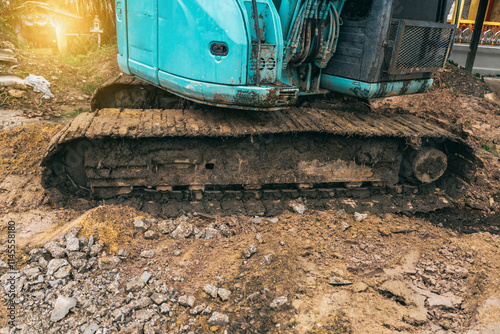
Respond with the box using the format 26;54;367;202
0;43;499;333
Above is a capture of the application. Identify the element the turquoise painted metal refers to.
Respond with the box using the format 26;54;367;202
115;0;435;110
321;75;434;99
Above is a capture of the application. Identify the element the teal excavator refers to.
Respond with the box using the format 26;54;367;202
41;0;476;216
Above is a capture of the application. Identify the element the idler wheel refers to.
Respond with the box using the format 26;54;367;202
412;147;448;183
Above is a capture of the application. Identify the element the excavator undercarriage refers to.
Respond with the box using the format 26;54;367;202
41;77;476;217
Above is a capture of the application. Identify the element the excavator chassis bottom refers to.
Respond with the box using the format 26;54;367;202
41;103;476;217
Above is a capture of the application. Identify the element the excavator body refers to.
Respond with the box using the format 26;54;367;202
41;0;476;217
114;0;455;110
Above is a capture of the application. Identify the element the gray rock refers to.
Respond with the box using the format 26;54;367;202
0;259;8;269
252;217;263;224
150;293;167;305
171;222;194;239
157;219;177;234
218;288;231;301
44;241;66;259
173;250;182;256
218;223;234;237
47;259;70;276
117;249;129;258
160;303;171;314
204;284;218;298
83;322;99;334
141;250;155;259
22;266;41;279
54;266;71;279
129;297;152;309
178;295;195;308
112;305;132;322
203;227;219;239
328;276;353;286
141;271;152;284
50;296;77;322
190;304;206;315
290;201;306;214
270;296;288;309
126;278;145;292
202;305;213;315
261;253;274;265
89;244;103;257
66;235;80;251
268;217;279;224
243;244;257;258
69;225;83;237
208;312;229;326
341;221;350;231
144;230;159;240
134;217;150;232
354;212;368;222
88;235;95;248
98;256;121;270
427;292;463;308
135;309;156;322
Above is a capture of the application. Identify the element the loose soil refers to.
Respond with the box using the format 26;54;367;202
0;45;499;333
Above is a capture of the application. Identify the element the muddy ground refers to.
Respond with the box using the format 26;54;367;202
0;43;499;333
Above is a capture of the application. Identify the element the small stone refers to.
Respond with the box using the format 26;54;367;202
125;278;144;292
22;266;41;279
83;322;99;334
270;296;288;309
66;235;80;251
218;223;234;237
218;288;231;301
203;227;219;239
268;217;279;224
50;296;77;322
171;222;194;239
279;241;286;246
340;221;350;231
190;304;206;315
290;201;306;214
144;230;159;240
135;309;155;322
129;297;152;309
354;212;368;222
252;217;263;224
208;312;229;326
89;244;103;257
54;266;71;279
204;284;218;298
117;249;128;258
69;225;83;237
88;235;95;248
243;244;257;258
157;219;177;234
98;256;121;270
178;295;196;308
160;303;171;314
141;250;155;259
134;217;150;232
141;271;152;284
150;293;167;305
44;241;66;259
0;259;9;269
328;276;353;286
260;253;274;265
47;259;69;276
202;305;213;315
173;250;182;256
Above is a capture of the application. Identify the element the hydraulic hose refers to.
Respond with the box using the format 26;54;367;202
251;0;262;86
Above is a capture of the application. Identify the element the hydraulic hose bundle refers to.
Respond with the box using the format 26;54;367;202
285;0;344;69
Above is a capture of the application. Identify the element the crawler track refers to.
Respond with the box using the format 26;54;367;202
41;98;475;216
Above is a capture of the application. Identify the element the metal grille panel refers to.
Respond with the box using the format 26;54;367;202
387;20;454;75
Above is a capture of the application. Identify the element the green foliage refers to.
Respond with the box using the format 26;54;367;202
463;120;472;129
0;0;28;34
481;143;498;154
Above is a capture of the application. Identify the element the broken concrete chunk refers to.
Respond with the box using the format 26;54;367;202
178;295;195;308
243;244;257;258
133;217;150;232
144;230;159;240
208;312;229;326
171;222;194;239
328;276;353;286
50;296;77;322
290;201;307;214
270;296;288;309
203;284;218;298
218;288;231;301
354;212;368;222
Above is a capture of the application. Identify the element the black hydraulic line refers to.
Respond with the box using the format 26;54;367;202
465;0;488;72
251;0;262;86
